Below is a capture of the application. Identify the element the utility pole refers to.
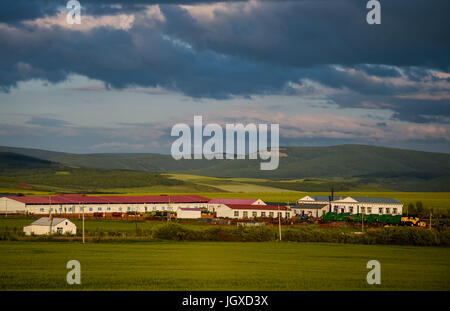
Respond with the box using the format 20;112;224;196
278;204;282;241
49;196;53;234
82;203;85;244
168;196;171;222
5;199;7;218
135;205;138;234
362;213;364;233
429;209;432;230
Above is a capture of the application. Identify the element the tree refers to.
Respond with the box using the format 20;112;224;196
407;202;416;216
415;201;424;216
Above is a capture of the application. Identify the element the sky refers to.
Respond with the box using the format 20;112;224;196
0;0;449;154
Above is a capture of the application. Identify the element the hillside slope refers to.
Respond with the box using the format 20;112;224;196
1;145;449;191
0;152;225;194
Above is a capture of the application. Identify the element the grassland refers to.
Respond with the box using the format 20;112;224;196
0;241;448;290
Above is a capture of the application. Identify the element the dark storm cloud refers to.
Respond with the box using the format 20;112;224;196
0;0;448;124
355;65;401;78
26;116;72;128
0;0;59;23
0;0;244;22
330;92;450;124
0;23;304;98
388;98;450;124
161;0;450;70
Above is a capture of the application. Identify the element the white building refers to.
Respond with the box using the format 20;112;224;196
207;198;266;212
297;195;403;215
0;194;209;215
297;195;331;206
291;203;329;218
23;217;76;235
330;196;403;215
215;204;292;219
176;207;202;219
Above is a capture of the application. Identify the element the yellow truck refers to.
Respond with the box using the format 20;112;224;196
401;217;427;227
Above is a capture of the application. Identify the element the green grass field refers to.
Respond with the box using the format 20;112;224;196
0;241;448;290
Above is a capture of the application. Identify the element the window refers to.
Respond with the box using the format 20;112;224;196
65;222;68;225
367;207;372;213
386;208;390;214
98;207;102;211
40;208;44;212
361;207;365;213
153;207;156;211
349;207;353;214
59;208;62;212
234;211;239;217
278;212;282;217
393;208;397;214
252;211;257;217
285;212;290;218
118;207;122;211
89;207;93;212
68;208;72;212
379;208;383;214
127;207;131;211
243;211;248;218
261;212;266;217
269;212;274;218
57;228;63;234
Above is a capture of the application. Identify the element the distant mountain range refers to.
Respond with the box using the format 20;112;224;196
1;144;450;182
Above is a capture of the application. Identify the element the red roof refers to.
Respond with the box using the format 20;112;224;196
224;204;289;211
208;198;261;205
7;194;209;205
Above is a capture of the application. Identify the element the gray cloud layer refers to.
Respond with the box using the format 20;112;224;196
0;0;449;124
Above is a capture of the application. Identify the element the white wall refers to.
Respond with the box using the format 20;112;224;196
20;202;207;215
24;219;77;235
176;209;202;219
292;207;328;217
297;196;403;215
330;201;403;215
0;197;26;214
215;206;292;219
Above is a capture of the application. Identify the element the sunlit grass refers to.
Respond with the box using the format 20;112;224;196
0;241;448;290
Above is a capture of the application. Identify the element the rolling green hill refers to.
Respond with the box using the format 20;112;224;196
0;152;224;195
1;145;450;191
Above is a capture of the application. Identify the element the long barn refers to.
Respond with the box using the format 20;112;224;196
0;194;209;215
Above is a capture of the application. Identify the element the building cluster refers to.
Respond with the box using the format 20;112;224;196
0;194;403;221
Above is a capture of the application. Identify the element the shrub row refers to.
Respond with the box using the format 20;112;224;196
282;226;450;246
1;224;449;246
152;224;274;242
